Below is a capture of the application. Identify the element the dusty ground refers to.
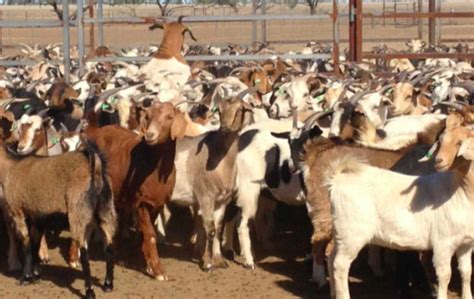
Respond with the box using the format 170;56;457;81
0;204;468;299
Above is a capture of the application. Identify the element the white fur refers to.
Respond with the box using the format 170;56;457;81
357;114;446;151
227;125;306;268
326;145;474;299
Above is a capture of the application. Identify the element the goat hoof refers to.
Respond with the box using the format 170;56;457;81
69;261;79;269
19;274;34;286
102;280;114;292
84;289;96;299
156;274;168;281
244;263;256;270
201;263;213;273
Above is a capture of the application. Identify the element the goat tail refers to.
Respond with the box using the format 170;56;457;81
82;139;108;198
83;138;117;242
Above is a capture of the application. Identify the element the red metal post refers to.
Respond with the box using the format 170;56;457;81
429;0;436;45
349;0;362;62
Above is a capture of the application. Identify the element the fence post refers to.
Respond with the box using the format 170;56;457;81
332;0;340;76
89;0;95;55
77;0;85;77
428;0;435;45
62;0;70;83
417;0;422;40
261;0;266;44
436;0;441;44
251;0;257;49
0;10;3;56
98;0;104;46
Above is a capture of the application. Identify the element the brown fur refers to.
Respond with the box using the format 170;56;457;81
152;22;192;65
44;81;79;109
84;102;191;279
1;141;116;296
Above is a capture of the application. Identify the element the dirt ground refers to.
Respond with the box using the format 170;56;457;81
0;204;468;299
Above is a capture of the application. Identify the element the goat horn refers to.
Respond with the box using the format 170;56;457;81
60;122;68;132
349;90;373;105
418;141;439;162
178;16;185;23
453;82;474;95
237;86;258;100
302;110;333;132
439;101;465;111
36;108;50;118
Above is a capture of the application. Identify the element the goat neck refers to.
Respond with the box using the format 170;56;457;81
153;26;187;64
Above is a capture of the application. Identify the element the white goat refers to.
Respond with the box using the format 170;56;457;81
326;128;474;299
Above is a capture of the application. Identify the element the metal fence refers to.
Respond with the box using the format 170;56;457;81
1;0;474;81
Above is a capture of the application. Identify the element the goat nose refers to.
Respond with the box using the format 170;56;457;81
435;157;443;165
145;132;154;139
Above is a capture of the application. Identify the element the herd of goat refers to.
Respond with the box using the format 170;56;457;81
1;18;474;299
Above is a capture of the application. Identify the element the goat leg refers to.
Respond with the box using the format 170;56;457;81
102;244;115;292
137;205;168;281
79;247;96;299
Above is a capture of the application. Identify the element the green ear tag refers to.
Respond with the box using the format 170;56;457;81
23;104;31;110
101;103;110;110
254;79;262;84
425;152;432;159
211;106;219;113
51;137;59;145
314;94;325;103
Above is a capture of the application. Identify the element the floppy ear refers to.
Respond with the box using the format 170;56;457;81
170;110;188;140
458;138;474;160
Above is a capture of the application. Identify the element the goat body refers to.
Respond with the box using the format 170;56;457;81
326;155;474;299
2;142;116;298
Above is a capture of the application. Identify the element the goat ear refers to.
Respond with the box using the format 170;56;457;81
458;138;474;160
170;111;187;140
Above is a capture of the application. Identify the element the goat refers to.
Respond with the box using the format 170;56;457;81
141;17;197;88
84;102;202;280
224;122;305;269
290;110;443;289
326;124;474;299
1;140;116;299
171;97;254;271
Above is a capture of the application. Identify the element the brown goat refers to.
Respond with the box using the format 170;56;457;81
149;18;197;64
1;140;116;299
44;81;79;109
84;102;200;280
